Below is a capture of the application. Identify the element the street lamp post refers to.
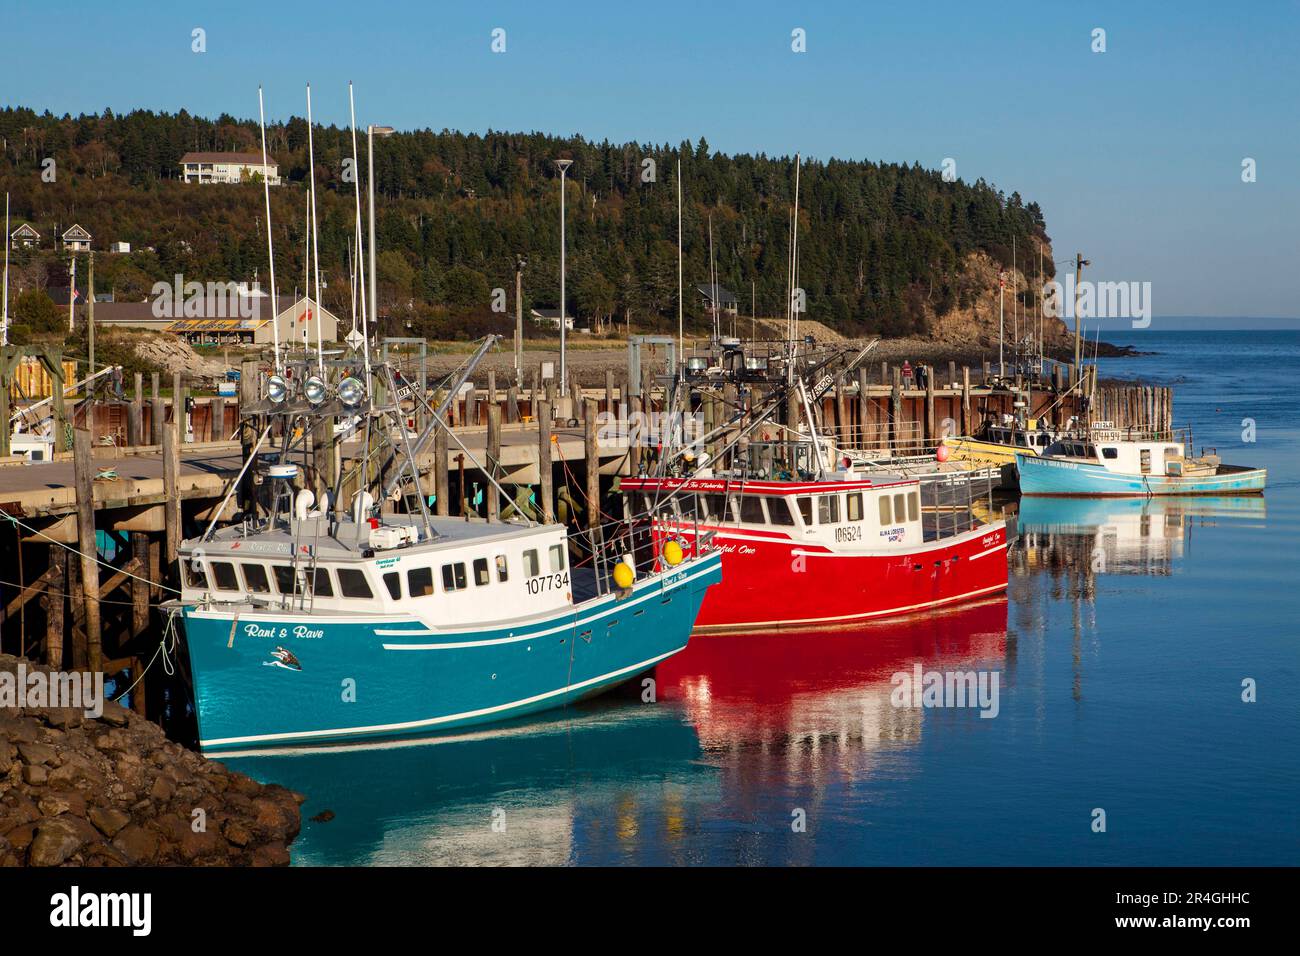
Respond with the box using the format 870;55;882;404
555;158;573;398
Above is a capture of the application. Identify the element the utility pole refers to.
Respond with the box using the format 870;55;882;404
514;255;526;384
2;191;9;347
1073;252;1090;373
998;271;1005;377
67;255;76;332
87;252;95;376
555;158;573;397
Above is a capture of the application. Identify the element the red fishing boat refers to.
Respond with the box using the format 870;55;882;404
620;441;1008;632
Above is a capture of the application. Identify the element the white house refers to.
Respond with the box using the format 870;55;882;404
529;307;575;331
180;152;281;185
61;224;92;252
109;241;131;254
9;222;39;250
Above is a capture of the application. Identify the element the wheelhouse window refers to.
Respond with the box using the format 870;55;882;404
383;571;401;600
241;563;271;594
272;565;297;595
908;492;920;522
818;495;840;525
878;495;892;525
337;568;373;599
210;561;239;591
408;567;434;597
846;493;863;523
767;497;796;525
893;493;906;523
740;495;767;524
495;555;509;582
441;563;467;592
523;549;540;577
308;567;334;597
182;561;209;590
796;496;813;525
1102;447;1119;459
473;557;490;586
548;544;566;573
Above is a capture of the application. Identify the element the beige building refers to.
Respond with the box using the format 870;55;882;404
180;152;281;185
95;294;339;346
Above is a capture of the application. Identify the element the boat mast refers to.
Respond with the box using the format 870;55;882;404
257;86;281;374
348;82;371;385
676;157;683;367
1;191;8;346
306;84;325;377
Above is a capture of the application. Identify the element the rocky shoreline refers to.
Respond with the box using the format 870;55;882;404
0;655;301;866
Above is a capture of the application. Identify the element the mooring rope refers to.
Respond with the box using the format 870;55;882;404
110;610;179;704
1;512;181;595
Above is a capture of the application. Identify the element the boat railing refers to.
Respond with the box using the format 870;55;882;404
1086;423;1188;445
919;467;1000;542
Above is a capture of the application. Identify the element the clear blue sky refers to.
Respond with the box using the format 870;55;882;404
3;0;1297;320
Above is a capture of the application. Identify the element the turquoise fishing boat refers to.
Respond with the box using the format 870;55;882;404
169;339;720;754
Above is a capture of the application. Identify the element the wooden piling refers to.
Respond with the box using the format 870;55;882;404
130;531;150;638
925;367;936;444
150;372;163;445
962;366;972;435
538;400;554;523
486;403;501;522
44;548;65;670
507;385;520;424
584;398;600;545
72;429;102;673
172;371;184;442
129;372;144;446
890;367;903;452
433;421;449;517
162;426;180;569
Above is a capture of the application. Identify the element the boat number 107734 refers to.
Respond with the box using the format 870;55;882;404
526;572;570;595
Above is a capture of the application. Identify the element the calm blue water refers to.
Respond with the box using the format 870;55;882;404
225;330;1300;865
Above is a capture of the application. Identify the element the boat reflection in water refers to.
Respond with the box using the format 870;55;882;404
221;705;710;866
1015;494;1267;578
654;598;1009;799
224;599;1009;865
1010;495;1267;703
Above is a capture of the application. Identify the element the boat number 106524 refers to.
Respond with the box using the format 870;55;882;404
526;572;570;595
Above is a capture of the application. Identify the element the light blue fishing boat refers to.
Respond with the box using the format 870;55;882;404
1016;427;1266;497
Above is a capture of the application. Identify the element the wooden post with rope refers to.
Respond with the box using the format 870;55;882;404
72;428;102;673
538;400;554;524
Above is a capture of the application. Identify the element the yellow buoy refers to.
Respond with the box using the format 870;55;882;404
663;540;684;566
613;561;635;589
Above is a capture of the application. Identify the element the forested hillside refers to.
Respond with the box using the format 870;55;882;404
0;105;1053;341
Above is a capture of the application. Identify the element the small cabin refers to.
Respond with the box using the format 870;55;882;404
1044;438;1188;476
984;424;1054;450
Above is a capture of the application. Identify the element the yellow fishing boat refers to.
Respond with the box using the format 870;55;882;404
940;421;1058;468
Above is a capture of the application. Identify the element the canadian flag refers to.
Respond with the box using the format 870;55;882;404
300;308;312;324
